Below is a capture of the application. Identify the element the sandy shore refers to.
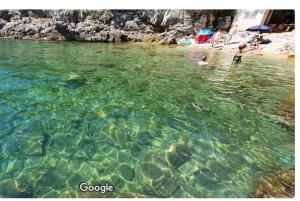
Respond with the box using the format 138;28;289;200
176;31;295;59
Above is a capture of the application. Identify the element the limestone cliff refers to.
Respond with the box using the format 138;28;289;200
0;10;235;44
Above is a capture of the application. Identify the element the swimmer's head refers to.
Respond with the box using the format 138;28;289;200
201;55;207;61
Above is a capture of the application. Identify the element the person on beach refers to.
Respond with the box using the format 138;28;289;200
211;29;226;47
250;38;260;50
227;24;238;43
232;43;246;63
198;55;209;66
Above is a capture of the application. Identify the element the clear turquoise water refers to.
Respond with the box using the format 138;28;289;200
0;39;294;198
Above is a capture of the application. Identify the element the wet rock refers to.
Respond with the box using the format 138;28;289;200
159;32;177;45
167;144;192;169
118;163;135;181
140;162;163;180
143;34;160;43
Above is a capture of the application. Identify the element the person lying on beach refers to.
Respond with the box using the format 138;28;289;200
232;44;247;63
250;38;260;50
210;29;227;47
198;55;209;66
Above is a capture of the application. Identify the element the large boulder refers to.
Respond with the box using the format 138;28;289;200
161;10;185;26
158;30;180;45
0;10;12;21
124;20;139;31
0;19;7;30
149;10;165;26
52;10;88;23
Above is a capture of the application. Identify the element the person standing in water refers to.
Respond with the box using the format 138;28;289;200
233;43;247;63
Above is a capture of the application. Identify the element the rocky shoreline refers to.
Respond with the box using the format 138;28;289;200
0;10;236;45
0;10;294;56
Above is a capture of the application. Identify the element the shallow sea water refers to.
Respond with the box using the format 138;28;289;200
0;39;295;198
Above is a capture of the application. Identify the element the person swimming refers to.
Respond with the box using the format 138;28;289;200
233;43;246;63
198;55;208;66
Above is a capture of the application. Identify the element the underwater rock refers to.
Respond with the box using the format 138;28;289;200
0;178;33;198
100;63;116;68
167;144;192;169
110;174;125;189
194;168;221;190
38;168;70;190
152;172;181;197
118;163;135;181
129;143;142;157
251;169;295;198
135;131;153;146
140;162;163;180
67;173;85;188
111;128;132;148
280;93;295;122
0;122;15;138
0;134;45;158
117;150;135;163
60;191;78;198
175;144;192;161
64;77;87;89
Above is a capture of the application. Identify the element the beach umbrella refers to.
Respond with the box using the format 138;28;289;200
246;25;271;32
195;29;214;42
197;29;214;36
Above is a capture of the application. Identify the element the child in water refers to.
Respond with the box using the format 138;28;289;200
233;43;247;63
198;55;208;66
